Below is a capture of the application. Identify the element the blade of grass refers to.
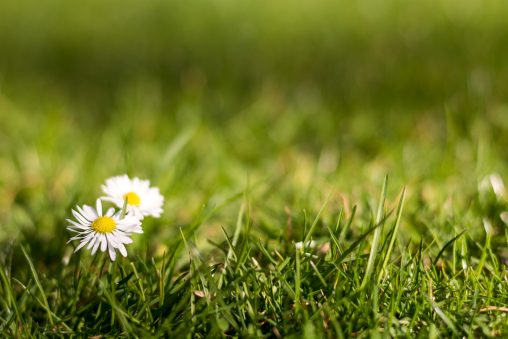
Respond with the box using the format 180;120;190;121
360;175;388;290
0;265;25;336
476;218;492;275
303;191;332;245
295;246;302;315
339;205;357;244
379;187;406;283
20;245;54;327
433;231;465;266
336;218;386;265
425;295;459;336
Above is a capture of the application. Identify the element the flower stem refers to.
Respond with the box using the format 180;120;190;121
120;198;128;218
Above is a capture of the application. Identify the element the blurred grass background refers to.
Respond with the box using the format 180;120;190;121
1;0;508;254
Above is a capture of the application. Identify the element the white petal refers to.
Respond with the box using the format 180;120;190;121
67;226;90;234
72;209;89;225
74;240;88;253
113;231;133;244
117;243;127;257
69;233;89;241
106;233;119;248
100;234;108;252
74;233;94;252
96;199;103;216
66;219;89;229
117;223;138;232
147;209;162;218
67;228;84;233
130;227;143;234
106;208;115;217
118;216;141;226
76;206;96;221
108;245;117;261
86;233;98;250
91;237;101;255
83;205;98;221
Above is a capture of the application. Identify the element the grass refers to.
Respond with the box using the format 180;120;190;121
2;0;508;337
2;110;508;338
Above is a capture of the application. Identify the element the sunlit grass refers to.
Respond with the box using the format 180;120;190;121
2;93;508;336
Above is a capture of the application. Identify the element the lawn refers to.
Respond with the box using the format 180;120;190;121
2;0;508;337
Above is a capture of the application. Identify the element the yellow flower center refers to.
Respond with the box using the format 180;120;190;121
92;216;117;234
123;192;141;206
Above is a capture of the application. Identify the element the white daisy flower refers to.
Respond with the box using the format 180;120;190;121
67;199;142;261
101;174;164;219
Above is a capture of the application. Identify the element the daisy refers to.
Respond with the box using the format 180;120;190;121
101;174;164;219
67;199;142;261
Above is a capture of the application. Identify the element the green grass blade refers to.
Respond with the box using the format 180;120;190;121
379;187;406;283
20;245;54;327
433;231;465;266
303;192;332;245
0;265;25;336
360;175;388;290
425;295;459;336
